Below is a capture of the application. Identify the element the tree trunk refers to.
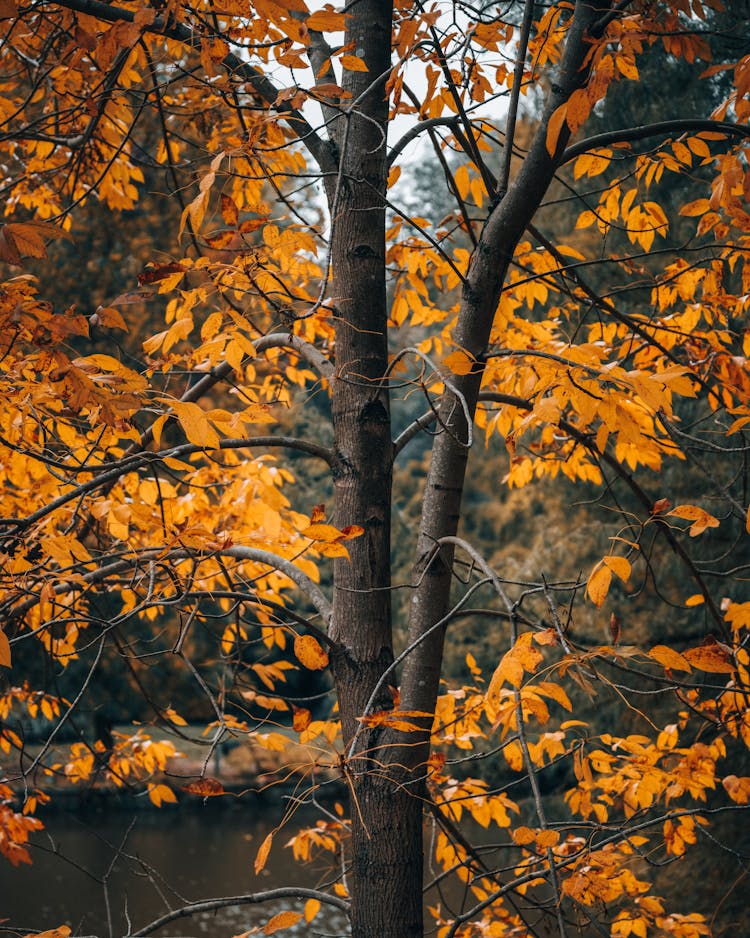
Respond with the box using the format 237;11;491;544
327;2;609;936
326;3;424;936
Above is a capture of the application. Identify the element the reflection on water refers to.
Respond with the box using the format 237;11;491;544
2;800;349;938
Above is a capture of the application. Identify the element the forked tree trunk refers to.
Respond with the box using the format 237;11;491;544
326;2;608;937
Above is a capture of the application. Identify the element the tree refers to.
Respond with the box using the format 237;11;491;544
2;1;750;937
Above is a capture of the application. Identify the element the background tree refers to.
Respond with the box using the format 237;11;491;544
2;1;750;937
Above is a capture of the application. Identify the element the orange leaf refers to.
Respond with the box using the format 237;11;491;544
255;832;273;874
513;826;536;845
264;911;303;934
292;706;312;732
221;194;239;227
21;929;71;938
307;9;347;31
340;54;368;72
683;637;735;674
0;221;67;265
304;898;321;923
294;635;329;670
679;198;711;217
182;777;225;797
545;102;568;156
536;829;560;849
0;628;10;668
722;775;750;804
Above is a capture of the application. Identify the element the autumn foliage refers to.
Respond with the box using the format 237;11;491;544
1;0;750;936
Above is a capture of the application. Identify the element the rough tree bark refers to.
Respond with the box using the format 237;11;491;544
326;2;611;937
324;3;425;937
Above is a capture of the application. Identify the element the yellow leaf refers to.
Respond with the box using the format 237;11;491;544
587;563;612;607
304;898;321;923
679;198;711;217
255;832;273;874
573;149;612;179
487;633;543;698
294;635;329;670
0;628;10;668
443;349;476;376
315;541;351;558
264;911;303;935
301;522;348;542
546;102;568;155
148;783;177;807
648;645;692;672
668;504;719;537
615;53;638;80
685;593;705;607
603;555;631;582
170;400;220;449
151;414;169;449
340;54;368;72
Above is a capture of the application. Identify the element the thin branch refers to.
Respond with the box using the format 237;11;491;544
7;546;333;629
129;887;349;937
497;0;535;197
388;116;461;167
560;118;750;165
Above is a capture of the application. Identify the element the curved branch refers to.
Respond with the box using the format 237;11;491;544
561;118;750;164
387;116;460;167
130;887;349;937
254;331;335;379
7;546;333;628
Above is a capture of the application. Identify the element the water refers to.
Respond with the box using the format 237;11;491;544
1;800;349;938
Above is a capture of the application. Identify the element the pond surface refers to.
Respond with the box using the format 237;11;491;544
2;799;349;938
